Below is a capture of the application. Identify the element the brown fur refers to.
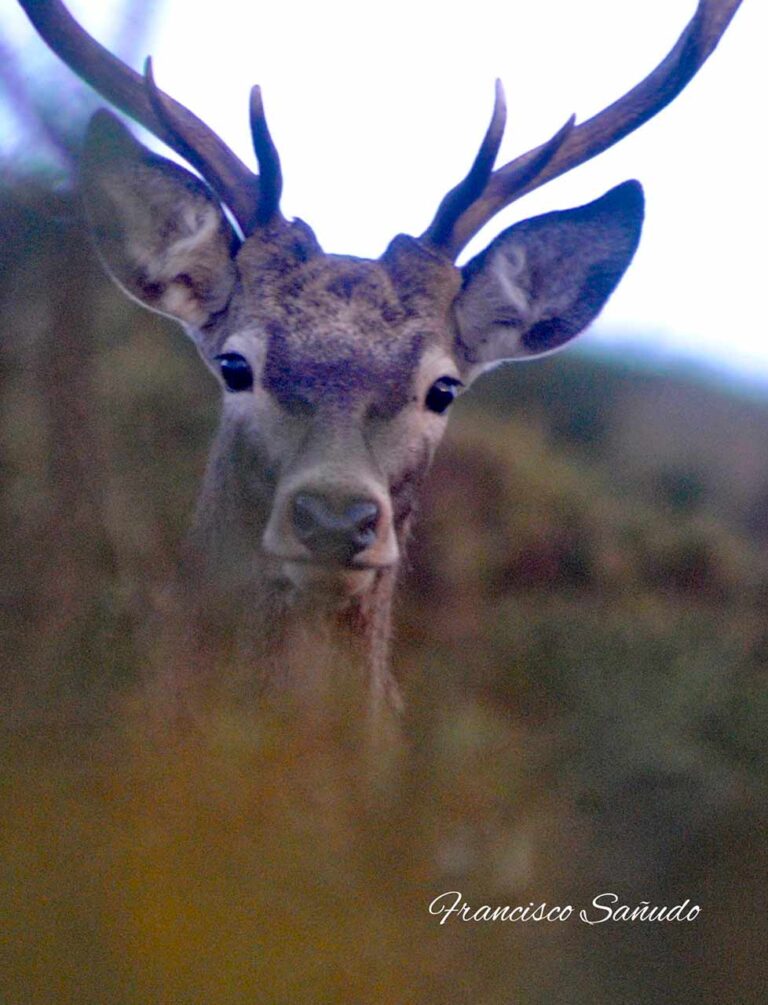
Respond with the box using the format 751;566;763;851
81;117;643;729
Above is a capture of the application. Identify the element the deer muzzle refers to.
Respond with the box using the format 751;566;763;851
291;493;380;563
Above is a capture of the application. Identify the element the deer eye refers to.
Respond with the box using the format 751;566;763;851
216;352;253;392
424;376;462;414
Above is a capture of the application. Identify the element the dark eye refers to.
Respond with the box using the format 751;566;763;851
216;352;253;393
425;376;462;414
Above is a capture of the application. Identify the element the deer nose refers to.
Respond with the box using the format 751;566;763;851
292;493;380;563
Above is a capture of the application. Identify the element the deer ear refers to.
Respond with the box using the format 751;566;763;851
81;110;239;329
454;180;644;377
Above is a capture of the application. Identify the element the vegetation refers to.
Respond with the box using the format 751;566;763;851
2;184;767;1003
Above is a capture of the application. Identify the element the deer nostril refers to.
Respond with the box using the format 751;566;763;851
292;493;380;561
345;500;379;549
292;493;324;539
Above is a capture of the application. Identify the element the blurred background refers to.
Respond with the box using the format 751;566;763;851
1;1;766;1002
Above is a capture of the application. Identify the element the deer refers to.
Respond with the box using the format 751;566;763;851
17;0;742;729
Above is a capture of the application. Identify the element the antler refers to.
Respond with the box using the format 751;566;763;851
422;0;743;260
17;0;283;234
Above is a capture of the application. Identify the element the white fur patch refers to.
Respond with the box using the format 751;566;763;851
162;285;203;324
161;204;221;278
455;242;539;378
489;244;530;317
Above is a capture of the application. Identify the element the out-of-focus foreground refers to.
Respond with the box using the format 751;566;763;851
2;184;767;1003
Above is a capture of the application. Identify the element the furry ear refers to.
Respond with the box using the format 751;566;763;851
454;181;644;379
81;110;239;329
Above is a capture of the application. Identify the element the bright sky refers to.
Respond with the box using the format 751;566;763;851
4;0;765;383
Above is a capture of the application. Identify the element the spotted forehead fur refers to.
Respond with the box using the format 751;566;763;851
263;256;410;337
262;322;426;416
225;232;462;413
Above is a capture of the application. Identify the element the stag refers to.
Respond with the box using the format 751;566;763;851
17;0;741;725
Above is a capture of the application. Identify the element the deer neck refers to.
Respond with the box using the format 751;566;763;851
179;421;402;711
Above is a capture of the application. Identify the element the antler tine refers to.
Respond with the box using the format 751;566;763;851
422;97;576;255
18;0;278;235
249;86;283;226
143;57;263;231
422;78;507;249
428;0;743;260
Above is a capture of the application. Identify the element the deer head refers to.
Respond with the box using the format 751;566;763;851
79;107;648;593
17;1;742;703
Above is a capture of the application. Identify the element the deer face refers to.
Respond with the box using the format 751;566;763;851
82;113;643;595
206;239;464;591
